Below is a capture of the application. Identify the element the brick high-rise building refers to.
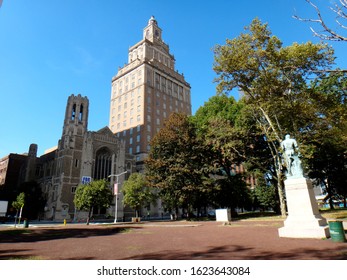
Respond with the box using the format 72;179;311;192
109;16;191;170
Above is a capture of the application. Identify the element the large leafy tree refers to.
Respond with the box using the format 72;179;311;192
74;179;113;225
145;113;213;217
193;95;254;212
213;18;335;216
300;72;347;208
122;173;156;218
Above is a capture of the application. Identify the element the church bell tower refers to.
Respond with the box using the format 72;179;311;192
53;94;90;220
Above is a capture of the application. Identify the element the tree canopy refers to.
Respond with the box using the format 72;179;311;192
213;18;336;215
74;179;113;225
122;173;156;217
145;113;213;217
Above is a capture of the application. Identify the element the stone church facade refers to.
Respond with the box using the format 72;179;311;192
0;94;135;221
42;94;135;221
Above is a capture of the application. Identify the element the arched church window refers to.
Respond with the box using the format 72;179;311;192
72;104;76;120
79;104;83;121
94;147;112;180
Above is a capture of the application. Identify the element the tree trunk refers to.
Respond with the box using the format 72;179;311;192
87;207;92;225
14;209;19;228
326;177;335;210
277;177;287;217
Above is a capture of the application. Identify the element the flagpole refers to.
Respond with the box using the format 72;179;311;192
108;171;127;223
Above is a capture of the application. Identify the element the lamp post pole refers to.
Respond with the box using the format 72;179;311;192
108;171;127;223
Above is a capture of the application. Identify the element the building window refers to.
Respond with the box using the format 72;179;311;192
130;137;133;145
137;135;140;142
71;186;78;194
136;145;140;153
137;125;141;132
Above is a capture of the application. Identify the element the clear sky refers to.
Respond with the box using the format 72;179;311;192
0;0;346;158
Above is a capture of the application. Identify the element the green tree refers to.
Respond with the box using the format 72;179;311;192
145;113;213;218
74;179;113;225
18;181;46;220
213;18;335;216
300;72;347;208
122;173;156;218
193;96;253;212
12;192;25;226
253;174;279;212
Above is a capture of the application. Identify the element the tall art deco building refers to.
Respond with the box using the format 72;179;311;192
109;16;191;169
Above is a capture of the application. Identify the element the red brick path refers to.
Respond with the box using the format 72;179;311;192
0;220;346;260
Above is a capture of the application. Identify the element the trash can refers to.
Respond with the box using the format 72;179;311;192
328;221;346;242
23;219;29;228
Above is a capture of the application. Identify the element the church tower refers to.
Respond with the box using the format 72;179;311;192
53;94;90;220
63;94;89;139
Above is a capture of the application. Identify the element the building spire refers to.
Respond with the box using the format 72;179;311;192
143;15;162;41
148;15;157;26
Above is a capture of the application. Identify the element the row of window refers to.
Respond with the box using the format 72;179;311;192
112;74;142;97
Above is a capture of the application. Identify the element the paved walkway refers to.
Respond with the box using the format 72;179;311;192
0;220;346;260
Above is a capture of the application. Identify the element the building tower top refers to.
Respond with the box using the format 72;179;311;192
143;15;162;42
148;15;157;26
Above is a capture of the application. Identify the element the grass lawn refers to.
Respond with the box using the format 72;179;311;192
233;208;347;221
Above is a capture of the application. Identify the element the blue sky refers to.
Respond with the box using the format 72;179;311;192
0;0;346;157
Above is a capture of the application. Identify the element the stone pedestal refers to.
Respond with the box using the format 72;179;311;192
278;177;330;239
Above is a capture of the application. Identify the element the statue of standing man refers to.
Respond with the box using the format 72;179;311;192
281;134;304;178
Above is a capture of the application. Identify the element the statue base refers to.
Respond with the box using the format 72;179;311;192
278;177;330;239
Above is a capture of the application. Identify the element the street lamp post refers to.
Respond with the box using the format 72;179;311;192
108;171;127;223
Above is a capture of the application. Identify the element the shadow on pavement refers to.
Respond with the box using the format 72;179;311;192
0;226;137;244
124;244;347;260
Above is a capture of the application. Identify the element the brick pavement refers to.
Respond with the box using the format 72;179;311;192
0;220;346;260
